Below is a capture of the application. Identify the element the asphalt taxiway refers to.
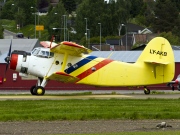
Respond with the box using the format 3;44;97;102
0;90;180;100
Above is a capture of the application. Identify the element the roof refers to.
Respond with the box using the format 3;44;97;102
0;39;39;63
127;23;145;33
0;39;179;64
106;39;120;45
172;46;180;50
90;51;180;63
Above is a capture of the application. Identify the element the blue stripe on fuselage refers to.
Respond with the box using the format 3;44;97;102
65;55;97;74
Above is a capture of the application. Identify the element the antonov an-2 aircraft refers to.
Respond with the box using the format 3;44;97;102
4;37;175;95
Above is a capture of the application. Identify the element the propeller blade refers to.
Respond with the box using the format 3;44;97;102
4;40;12;81
8;40;12;57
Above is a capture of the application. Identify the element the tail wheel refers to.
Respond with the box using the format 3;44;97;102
144;87;150;95
34;86;45;96
30;85;36;95
177;85;180;91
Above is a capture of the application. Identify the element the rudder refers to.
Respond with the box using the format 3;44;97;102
136;37;175;83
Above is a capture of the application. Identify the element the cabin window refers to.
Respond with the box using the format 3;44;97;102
32;48;40;56
45;51;54;58
32;48;54;58
38;51;54;58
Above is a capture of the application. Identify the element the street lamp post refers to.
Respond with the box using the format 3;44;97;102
87;29;90;49
52;27;64;42
31;6;36;38
63;15;66;41
98;23;101;51
121;24;127;51
84;18;87;45
12;4;20;31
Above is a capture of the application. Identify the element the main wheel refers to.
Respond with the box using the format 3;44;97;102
30;85;36;95
144;88;150;95
177;85;180;91
34;86;45;96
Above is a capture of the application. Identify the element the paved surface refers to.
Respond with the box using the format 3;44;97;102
0;120;179;135
0;90;180;100
1;94;180;100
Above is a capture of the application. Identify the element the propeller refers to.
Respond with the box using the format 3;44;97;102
4;40;12;81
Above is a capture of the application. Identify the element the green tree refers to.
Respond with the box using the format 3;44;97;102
137;0;156;27
159;32;180;45
75;0;131;42
37;0;50;10
0;22;3;39
171;0;180;12
0;0;15;20
15;0;36;26
14;8;26;28
129;0;144;18
62;0;76;14
152;0;179;34
45;1;67;41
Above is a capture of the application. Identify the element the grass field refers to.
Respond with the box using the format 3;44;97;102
0;19;49;40
0;98;180;121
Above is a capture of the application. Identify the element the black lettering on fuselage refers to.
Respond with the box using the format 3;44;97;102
150;49;167;56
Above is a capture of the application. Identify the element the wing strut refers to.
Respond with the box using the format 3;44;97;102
61;52;68;72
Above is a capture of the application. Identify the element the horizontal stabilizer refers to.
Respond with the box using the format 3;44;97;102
144;60;169;65
47;72;79;83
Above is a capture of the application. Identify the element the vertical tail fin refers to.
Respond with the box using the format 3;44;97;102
136;37;174;64
136;37;175;82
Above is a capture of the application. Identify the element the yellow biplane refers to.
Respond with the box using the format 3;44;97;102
4;37;175;95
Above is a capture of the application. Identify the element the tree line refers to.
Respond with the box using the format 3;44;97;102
0;0;180;45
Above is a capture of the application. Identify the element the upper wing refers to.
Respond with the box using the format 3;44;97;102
51;41;92;56
40;41;91;56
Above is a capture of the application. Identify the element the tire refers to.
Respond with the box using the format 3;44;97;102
30;85;36;95
177;85;180;91
34;86;45;96
144;88;150;95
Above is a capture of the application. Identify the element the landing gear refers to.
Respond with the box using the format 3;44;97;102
34;86;45;95
177;85;180;91
30;77;48;96
144;87;150;95
30;85;36;95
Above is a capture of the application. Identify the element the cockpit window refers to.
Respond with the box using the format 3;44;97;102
38;51;54;58
32;48;40;55
31;48;54;58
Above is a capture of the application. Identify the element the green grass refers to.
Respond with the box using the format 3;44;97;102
0;98;180;121
0;19;49;40
0;19;17;31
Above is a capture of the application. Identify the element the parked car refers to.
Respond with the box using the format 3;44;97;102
16;33;24;38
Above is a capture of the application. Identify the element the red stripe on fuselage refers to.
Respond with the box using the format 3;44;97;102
76;59;113;82
10;54;18;70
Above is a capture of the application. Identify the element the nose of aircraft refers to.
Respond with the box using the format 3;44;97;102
4;40;12;81
4;56;10;63
4;40;18;71
4;52;18;71
9;53;18;70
